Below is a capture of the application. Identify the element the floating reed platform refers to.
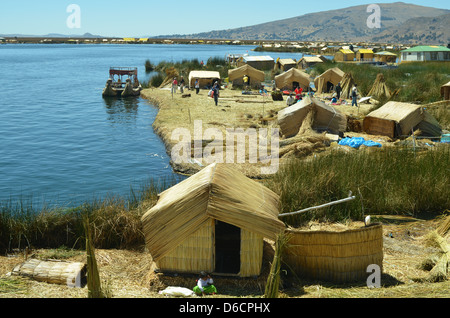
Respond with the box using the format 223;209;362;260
11;258;86;287
284;223;383;283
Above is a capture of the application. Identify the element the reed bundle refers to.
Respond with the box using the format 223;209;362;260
340;72;356;99
419;230;449;282
368;73;391;99
264;231;290;298
84;216;106;298
141;163;285;276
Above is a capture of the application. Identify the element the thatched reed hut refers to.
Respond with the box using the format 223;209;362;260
314;67;345;94
284;223;384;283
356;49;374;62
228;64;265;89
238;55;275;71
374;51;398;63
141;163;285;278
297;56;324;69
275;68;311;91
276;58;297;72
334;49;355;62
278;96;347;137
363;101;442;138
188;71;221;89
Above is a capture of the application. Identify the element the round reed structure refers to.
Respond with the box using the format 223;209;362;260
284;223;383;283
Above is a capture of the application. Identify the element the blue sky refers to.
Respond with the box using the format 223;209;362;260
0;0;449;37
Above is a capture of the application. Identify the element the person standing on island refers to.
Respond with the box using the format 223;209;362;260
179;76;185;94
335;82;342;100
171;77;178;95
193;272;217;296
195;79;200;94
351;84;358;107
243;74;249;90
212;81;220;106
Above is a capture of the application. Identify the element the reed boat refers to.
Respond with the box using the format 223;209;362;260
102;67;142;98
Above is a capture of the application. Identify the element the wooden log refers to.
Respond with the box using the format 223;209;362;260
11;259;86;287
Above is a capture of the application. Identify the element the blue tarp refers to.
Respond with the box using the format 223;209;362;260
338;137;382;149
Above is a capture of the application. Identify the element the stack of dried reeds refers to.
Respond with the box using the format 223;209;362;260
368;73;391;99
264;231;290;298
419;229;449;282
11;258;86;286
84;216;106;298
340;72;356;99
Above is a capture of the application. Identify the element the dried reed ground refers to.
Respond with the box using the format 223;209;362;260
1;217;449;298
1;87;448;298
141;86;376;178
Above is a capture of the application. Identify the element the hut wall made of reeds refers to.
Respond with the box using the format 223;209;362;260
284;224;383;283
363;101;442;138
155;219;265;277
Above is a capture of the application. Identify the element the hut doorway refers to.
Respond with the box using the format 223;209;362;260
214;221;241;274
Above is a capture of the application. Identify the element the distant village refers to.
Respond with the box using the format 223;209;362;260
2;36;450;64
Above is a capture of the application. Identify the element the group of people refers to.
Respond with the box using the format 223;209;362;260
171;76;186;94
329;82;359;107
286;86;304;106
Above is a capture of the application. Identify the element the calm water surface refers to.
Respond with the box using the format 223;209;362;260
0;44;308;207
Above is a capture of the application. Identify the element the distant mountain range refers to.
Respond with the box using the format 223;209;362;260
159;2;450;45
0;33;104;38
3;3;449;45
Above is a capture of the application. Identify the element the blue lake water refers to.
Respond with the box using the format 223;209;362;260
0;43;310;207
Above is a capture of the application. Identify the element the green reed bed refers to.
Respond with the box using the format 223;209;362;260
265;146;450;226
0;180;168;253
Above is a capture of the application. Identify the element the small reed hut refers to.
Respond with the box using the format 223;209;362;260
275;68;311;91
284;223;384;283
278;96;348;137
297;56;324;69
276;58;297;72
363;101;442;138
356;49;374;62
141;163;285;278
188;71;221;89
334;49;355;62
228;64;265;89
374;51;398;63
441;81;450;100
314;67;345;94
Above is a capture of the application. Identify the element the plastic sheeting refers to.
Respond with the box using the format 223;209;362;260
338;137;382;149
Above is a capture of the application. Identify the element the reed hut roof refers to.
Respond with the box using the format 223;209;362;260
278;58;297;66
228;64;265;82
278;96;348;137
141;163;285;261
275;68;311;90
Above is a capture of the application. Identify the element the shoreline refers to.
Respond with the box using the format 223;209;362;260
140;85;379;179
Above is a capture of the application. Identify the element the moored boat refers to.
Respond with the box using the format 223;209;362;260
102;67;142;98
